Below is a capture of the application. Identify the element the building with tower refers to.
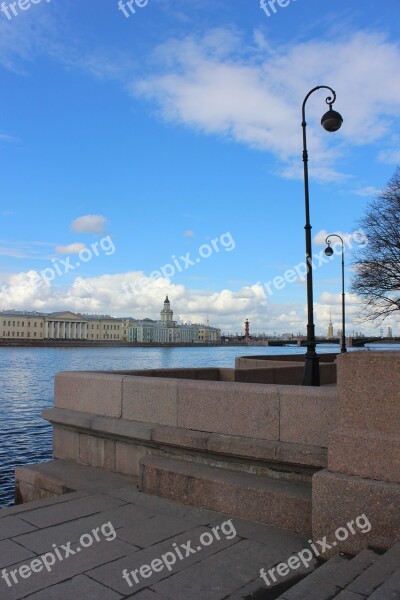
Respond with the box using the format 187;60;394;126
160;296;175;326
127;296;221;343
0;297;221;344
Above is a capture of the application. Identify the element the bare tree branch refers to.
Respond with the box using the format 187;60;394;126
351;166;400;322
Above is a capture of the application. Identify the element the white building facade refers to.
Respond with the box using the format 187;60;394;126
127;296;221;344
0;311;127;341
0;299;221;343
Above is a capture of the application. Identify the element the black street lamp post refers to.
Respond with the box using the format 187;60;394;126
324;234;347;353
301;86;343;386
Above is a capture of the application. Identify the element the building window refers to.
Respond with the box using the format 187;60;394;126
17;321;20;326
12;321;15;326
2;321;4;326
34;322;37;327
8;321;10;326
34;332;37;337
21;322;24;326
28;322;30;327
27;332;30;337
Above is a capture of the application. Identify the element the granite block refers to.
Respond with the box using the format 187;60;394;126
177;380;280;441
55;372;124;417
123;376;178;426
279;386;338;447
313;470;400;556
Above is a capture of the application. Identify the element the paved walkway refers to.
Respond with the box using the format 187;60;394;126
0;461;312;599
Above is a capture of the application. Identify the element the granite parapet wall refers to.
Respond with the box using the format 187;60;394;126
313;351;400;555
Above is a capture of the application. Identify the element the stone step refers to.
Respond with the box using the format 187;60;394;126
368;563;400;599
138;455;311;533
276;549;380;600
345;542;400;598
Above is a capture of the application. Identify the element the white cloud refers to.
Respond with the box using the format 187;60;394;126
0;240;53;259
313;229;361;249
0;133;18;143
132;30;400;182
353;186;381;197
71;215;107;234
55;243;87;255
0;270;395;336
378;149;400;165
0;5;59;73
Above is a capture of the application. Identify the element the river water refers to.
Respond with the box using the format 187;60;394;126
0;344;397;508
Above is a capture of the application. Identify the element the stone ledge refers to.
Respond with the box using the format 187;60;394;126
43;408;154;442
15;460;138;504
152;426;327;468
43;409;327;469
15;465;77;504
139;455;312;533
53;371;338;442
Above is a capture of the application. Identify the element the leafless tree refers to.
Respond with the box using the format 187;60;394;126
351;167;400;322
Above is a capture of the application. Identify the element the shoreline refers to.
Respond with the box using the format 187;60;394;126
0;340;231;348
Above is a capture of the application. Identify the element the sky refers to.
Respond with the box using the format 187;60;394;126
0;0;399;335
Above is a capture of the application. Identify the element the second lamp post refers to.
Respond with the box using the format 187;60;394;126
324;234;347;353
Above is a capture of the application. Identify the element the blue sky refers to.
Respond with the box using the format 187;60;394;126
0;0;399;334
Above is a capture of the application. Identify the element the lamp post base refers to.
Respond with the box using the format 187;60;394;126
301;352;320;386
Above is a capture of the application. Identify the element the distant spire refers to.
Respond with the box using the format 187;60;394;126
327;308;334;340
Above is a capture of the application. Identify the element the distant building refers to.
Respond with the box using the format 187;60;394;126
0;298;221;344
127;296;221;343
0;311;127;341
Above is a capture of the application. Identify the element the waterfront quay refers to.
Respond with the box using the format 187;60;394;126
1;351;400;598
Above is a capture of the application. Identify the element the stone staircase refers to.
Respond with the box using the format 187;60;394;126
139;455;312;534
275;543;400;599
